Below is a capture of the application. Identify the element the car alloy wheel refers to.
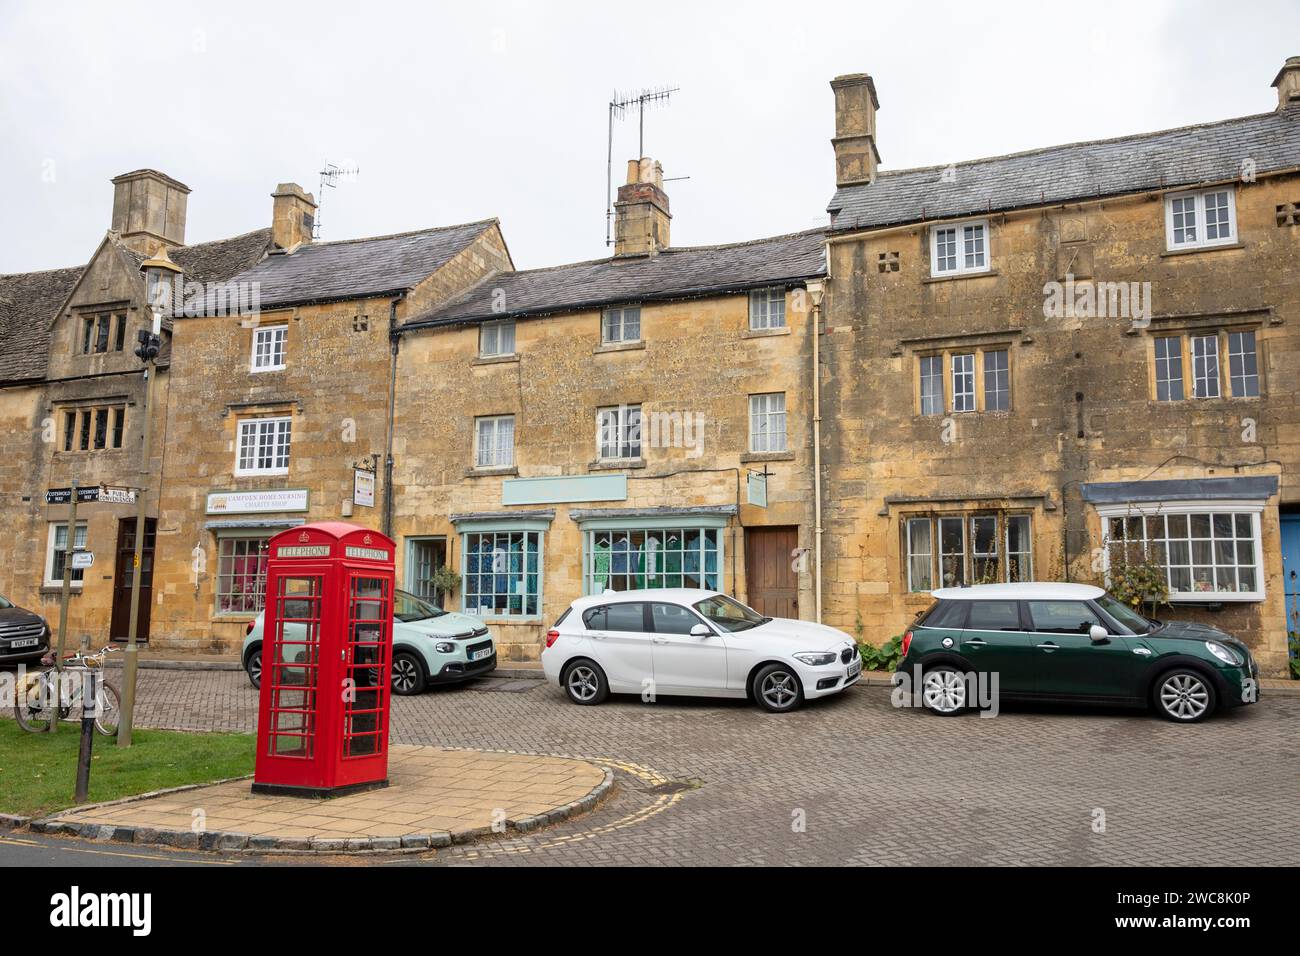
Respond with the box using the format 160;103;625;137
247;651;262;690
760;672;798;709
922;667;967;714
752;663;803;713
391;655;423;695
1158;672;1212;722
567;664;601;702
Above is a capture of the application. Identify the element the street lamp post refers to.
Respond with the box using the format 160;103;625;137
117;248;176;748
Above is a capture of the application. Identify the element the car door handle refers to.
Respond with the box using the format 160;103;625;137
1036;642;1059;650
1132;647;1152;656
651;637;669;645
965;639;987;647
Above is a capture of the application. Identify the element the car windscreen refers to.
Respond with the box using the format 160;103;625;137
693;595;767;632
394;589;446;622
1094;594;1149;635
0;594;11;609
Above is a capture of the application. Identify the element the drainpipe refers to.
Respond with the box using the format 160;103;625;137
383;294;405;538
807;279;826;623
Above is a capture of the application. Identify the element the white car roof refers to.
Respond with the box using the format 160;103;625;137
930;582;1105;601
566;588;722;611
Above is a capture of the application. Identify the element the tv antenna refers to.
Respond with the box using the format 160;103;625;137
314;161;360;239
606;86;678;247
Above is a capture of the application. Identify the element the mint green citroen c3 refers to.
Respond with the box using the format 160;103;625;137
242;589;497;695
894;582;1260;722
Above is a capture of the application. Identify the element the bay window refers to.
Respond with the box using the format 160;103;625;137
1100;504;1263;601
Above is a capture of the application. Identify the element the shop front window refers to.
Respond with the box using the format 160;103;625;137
462;530;542;618
216;536;271;614
584;526;723;594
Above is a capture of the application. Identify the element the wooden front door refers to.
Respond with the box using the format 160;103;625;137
745;526;799;619
111;517;156;642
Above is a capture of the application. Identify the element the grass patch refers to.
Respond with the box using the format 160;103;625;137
0;720;254;818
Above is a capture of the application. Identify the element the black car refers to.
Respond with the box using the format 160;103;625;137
0;593;51;664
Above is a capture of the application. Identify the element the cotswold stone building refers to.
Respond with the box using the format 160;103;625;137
151;204;511;650
389;160;825;660
3;59;1298;675
0;169;271;641
818;61;1300;673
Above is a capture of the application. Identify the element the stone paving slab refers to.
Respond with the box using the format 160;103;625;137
36;744;611;853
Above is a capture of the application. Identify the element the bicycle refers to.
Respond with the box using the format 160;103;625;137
14;644;122;736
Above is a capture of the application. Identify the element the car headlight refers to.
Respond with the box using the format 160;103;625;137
435;642;456;654
793;652;837;666
1205;641;1243;666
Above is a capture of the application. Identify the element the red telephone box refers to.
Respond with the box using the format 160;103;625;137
253;522;396;797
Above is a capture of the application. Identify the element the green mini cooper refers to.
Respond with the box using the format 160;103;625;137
895;583;1259;722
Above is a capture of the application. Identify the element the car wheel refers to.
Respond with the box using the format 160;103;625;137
246;649;262;690
562;660;608;705
753;663;804;713
1154;668;1216;722
921;665;969;716
391;652;427;696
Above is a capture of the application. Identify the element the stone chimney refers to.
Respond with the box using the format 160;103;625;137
830;73;881;187
1273;56;1300;110
110;169;190;253
614;158;671;257
271;183;318;250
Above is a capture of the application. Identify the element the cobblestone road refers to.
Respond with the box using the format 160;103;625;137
117;669;1300;865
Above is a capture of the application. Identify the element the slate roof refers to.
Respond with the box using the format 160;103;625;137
0;266;84;384
228;220;498;310
403;229;827;328
827;107;1300;231
0;229;273;385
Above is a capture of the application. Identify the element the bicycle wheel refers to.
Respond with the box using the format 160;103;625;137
94;682;121;737
14;671;56;733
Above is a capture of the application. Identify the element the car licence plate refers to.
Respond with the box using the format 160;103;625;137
847;660;861;678
470;647;493;661
10;638;39;649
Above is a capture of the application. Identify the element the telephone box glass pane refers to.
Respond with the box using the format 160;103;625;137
344;575;389;759
267;575;322;759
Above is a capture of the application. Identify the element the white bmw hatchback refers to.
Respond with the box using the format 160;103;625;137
541;588;861;713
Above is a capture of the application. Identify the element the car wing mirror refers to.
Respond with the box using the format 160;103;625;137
1089;624;1109;644
690;623;712;638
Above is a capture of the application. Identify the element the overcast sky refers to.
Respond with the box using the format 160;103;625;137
2;0;1297;275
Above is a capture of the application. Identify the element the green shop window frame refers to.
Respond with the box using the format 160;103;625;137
579;514;728;596
456;518;549;620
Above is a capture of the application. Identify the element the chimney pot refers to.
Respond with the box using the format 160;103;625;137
110;169;190;252
1272;56;1300;110
830;72;882;188
272;183;318;250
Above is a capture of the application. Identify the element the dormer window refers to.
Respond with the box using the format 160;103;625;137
930;220;989;276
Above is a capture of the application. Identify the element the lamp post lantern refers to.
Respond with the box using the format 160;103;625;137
117;247;177;747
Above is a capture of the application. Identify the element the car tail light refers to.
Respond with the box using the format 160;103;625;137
545;629;561;648
246;619;256;636
901;630;913;658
